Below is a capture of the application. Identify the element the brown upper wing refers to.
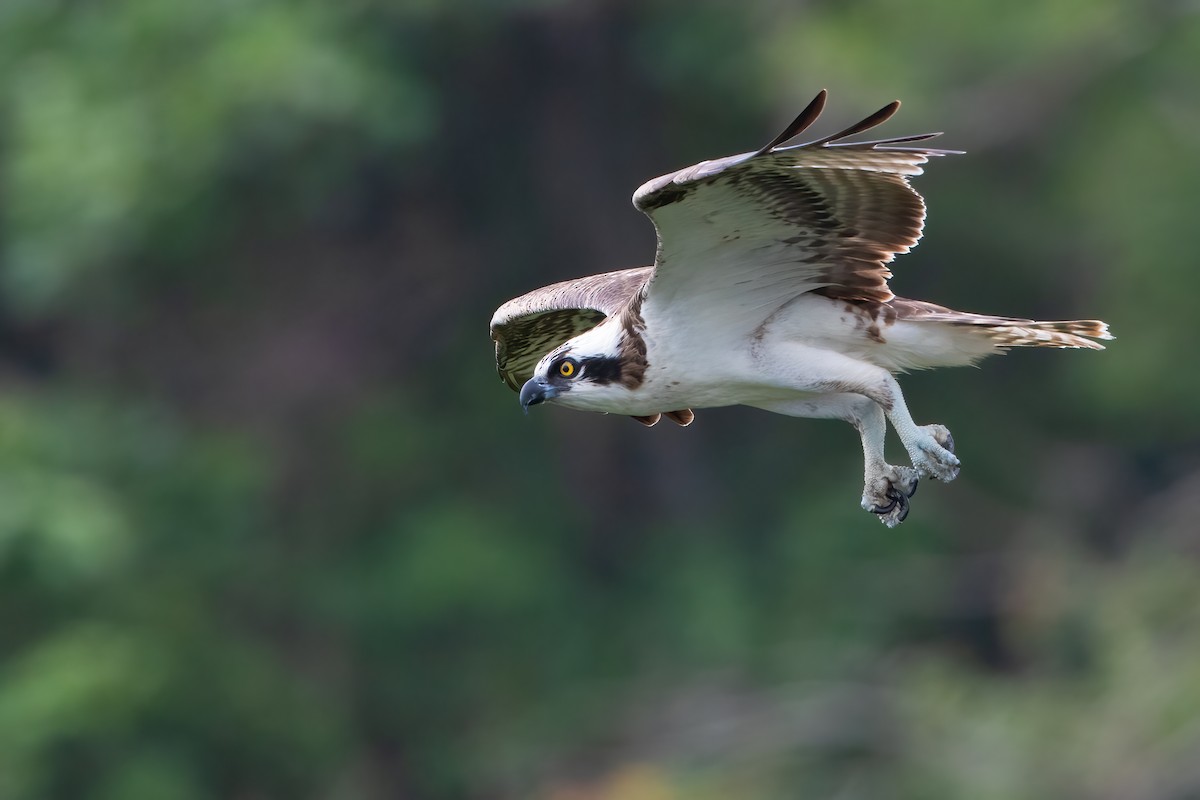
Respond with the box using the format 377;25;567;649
633;91;959;327
490;266;652;391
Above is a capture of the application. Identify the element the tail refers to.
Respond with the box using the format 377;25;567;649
936;314;1114;350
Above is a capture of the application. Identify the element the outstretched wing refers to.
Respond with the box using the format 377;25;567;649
633;91;959;332
490;266;652;391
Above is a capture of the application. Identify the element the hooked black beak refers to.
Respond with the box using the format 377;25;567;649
519;377;557;413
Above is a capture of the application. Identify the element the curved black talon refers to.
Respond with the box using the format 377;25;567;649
870;496;898;515
888;489;910;521
906;477;919;499
873;489;911;523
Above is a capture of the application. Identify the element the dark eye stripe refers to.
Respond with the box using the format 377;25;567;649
578;356;622;385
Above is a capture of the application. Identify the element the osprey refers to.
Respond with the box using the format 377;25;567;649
490;91;1112;526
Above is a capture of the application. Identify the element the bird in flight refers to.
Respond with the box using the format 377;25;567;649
490;91;1111;526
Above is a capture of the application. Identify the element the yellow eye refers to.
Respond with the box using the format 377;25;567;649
558;360;576;378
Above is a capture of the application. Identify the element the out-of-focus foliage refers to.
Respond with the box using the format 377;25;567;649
0;1;1197;798
0;0;431;313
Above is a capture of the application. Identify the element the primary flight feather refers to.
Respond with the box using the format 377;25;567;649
490;91;1112;526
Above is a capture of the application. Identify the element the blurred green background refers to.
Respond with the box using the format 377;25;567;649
1;1;1198;798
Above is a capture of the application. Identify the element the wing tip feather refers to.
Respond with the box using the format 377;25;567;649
754;89;829;156
634;92;959;214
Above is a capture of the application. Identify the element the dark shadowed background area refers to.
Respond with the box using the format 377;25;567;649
1;1;1198;798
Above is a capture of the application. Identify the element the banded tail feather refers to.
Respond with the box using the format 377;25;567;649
948;316;1114;350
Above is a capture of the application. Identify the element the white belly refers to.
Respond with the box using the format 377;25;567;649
550;293;989;416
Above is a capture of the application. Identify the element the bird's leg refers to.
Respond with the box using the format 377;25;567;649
846;394;920;526
754;344;958;521
859;374;960;483
753;393;919;527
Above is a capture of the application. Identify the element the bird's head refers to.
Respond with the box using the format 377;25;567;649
519;321;638;413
